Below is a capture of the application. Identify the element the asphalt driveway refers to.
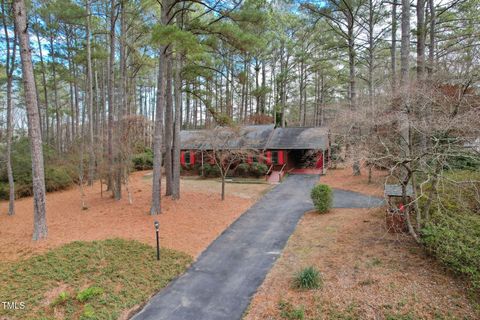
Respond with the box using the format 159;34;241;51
132;175;384;320
132;174;319;320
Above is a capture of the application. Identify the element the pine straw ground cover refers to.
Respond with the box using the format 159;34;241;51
0;171;271;261
0;239;192;320
244;168;479;320
320;166;386;198
244;208;479;319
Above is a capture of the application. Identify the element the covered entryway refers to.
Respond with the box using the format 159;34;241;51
288;149;324;170
265;126;329;176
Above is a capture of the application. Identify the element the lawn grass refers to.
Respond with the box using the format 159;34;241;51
0;238;192;320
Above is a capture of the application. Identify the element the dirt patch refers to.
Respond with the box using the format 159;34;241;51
245;210;478;319
0;171;271;261
322;166;387;197
43;283;70;306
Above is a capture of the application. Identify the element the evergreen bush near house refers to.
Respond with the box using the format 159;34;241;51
310;184;333;213
292;266;322;290
202;164;221;178
131;151;153;170
250;163;268;177
236;163;250;177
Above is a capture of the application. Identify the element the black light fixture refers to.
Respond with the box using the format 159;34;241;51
154;220;160;261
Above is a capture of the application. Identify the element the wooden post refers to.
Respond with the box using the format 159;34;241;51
201;150;204;177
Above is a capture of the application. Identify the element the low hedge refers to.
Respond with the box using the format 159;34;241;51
422;214;480;289
250;163;268;177
311;184;333;213
202;164;221;178
236;163;250;177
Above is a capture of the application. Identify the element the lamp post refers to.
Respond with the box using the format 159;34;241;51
154;220;160;261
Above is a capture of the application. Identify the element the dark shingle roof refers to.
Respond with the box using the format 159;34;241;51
180;125;329;150
265;127;329;150
179;130;208;149
180;125;275;150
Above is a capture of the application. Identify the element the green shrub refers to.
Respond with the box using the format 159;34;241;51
0;182;8;200
422;216;480;289
292;266;322;290
420;170;480;290
236;163;250;177
0;137;77;200
76;286;104;303
132;152;153;170
202;164;221;178
445;154;480;171
311;184;333;213
45;167;73;192
250;163;268;178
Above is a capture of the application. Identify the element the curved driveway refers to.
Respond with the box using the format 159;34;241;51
132;175;383;320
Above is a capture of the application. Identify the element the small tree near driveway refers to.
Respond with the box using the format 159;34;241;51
202;126;259;200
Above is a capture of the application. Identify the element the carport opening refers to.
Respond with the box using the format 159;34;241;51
288;150;320;169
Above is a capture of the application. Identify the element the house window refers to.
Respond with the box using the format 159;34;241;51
184;151;191;165
252;155;259;163
272;151;279;164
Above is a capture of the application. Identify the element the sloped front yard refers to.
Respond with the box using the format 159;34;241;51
0;239;192;320
0;171;271;319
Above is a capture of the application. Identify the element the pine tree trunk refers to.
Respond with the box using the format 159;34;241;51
400;0;410;85
6;74;15;216
164;52;173;196
34;25;49;141
151;0;168;214
151;48;166;215
49;33;61;152
86;0;95;186
299;59;304;125
14;0;48;240
255;58;260;115
172;55;182;199
368;0;374;107
416;0;425;78
107;0;116;194
114;0;127;200
427;0;435;76
185;83;191;129
67;54;75;142
391;0;397;93
347;15;356;109
1;0;16;215
261;60;266;113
